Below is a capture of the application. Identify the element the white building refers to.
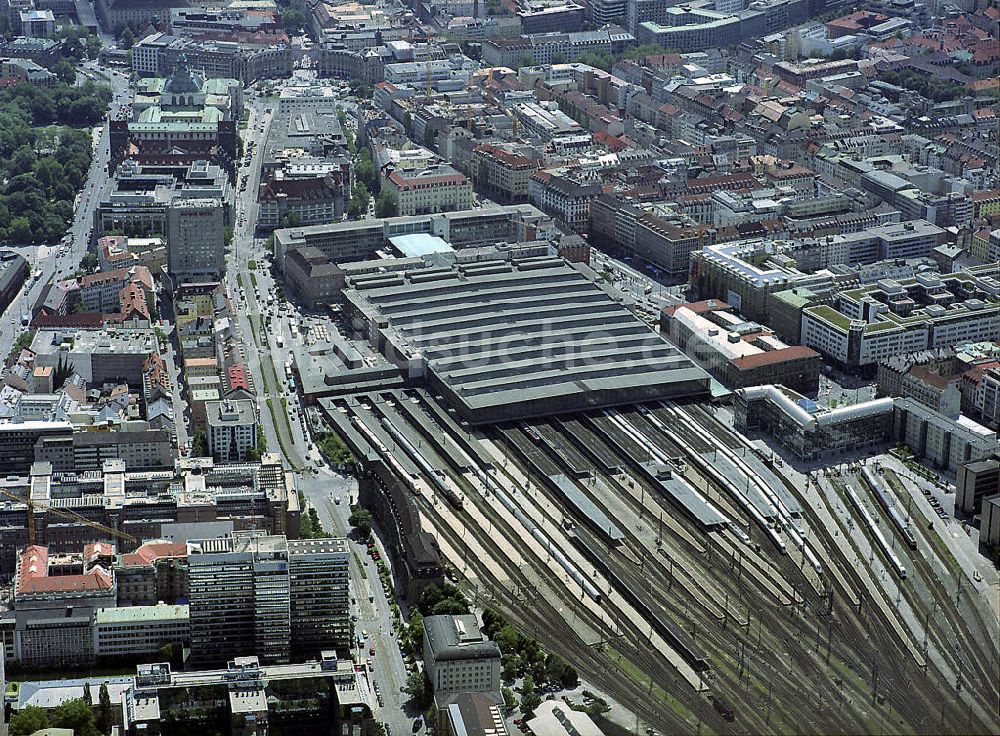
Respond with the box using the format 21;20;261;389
382;164;474;217
206;399;257;462
277;85;339;114
801;271;1000;368
94;603;189;659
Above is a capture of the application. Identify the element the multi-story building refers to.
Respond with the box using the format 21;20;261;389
692;221;947;323
734;385;998;470
511;101;591;152
34;429;175;472
588;0;626;23
166;198;227;284
31;328;158;388
892;399;998;473
18;8;55;37
95;160;232;241
0;422;72;475
517;0;585;33
662;301;822;394
78;266;153;314
528;171;602;232
5;544;117;668
801;271;1000;369
0;251;28;318
206;399;257;462
956;458;1000;515
382;164;474;217
258;171;349;230
186;532;350;667
124;655;373;735
423;614;502;696
471;144;539;204
288;538;351;660
114;541;188;606
272;204;553;271
131;33;292;84
0;456;299;577
93;603;189;660
96;0;188;34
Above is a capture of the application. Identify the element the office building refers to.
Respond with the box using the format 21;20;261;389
31;328;158;388
956;458;1000;515
18;8;55;37
93;603;190;660
423;614;502;695
94;160;231;241
0;251;28;317
124;655;373;735
206;399;258;462
272;204;554;271
0;456;299;577
382;164;475;218
0;421;73;475
288;538;351;660
735;385;999;470
186;532;350;666
662;301;821;394
528;171;602;232
114;541;188;606
166;198;227;284
801;271;1000;368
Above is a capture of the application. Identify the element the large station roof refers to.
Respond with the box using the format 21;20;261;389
345;257;710;422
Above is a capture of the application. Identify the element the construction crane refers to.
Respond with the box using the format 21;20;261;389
0;488;138;548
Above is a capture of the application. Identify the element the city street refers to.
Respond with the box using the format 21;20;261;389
300;473;417;734
224;99;311;469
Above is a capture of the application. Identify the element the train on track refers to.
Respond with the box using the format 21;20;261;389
570;532;710;673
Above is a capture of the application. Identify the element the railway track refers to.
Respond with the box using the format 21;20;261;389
339;390;1000;734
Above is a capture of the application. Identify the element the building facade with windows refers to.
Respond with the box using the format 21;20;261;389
423;614;502;696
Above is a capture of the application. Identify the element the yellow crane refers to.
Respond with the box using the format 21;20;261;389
0;488;138;548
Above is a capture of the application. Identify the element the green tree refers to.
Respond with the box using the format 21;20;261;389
405;670;427;703
407;610;424;656
347;181;370;219
281;8;307;33
577;51;614;71
502;686;517;710
119;26;136;49
348;505;372;537
80;251;99;272
53;58;78;84
520;675;541;715
9;706;49;736
11;145;36;176
97;682;113;734
8;216;33;244
280;211;301;228
560;664;579;688
192;427;208;457
52;698;100;736
375;189;398;218
481;609;506;638
431;597;469;615
355;149;378;191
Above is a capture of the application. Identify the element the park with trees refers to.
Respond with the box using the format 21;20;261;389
0;80;112;245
